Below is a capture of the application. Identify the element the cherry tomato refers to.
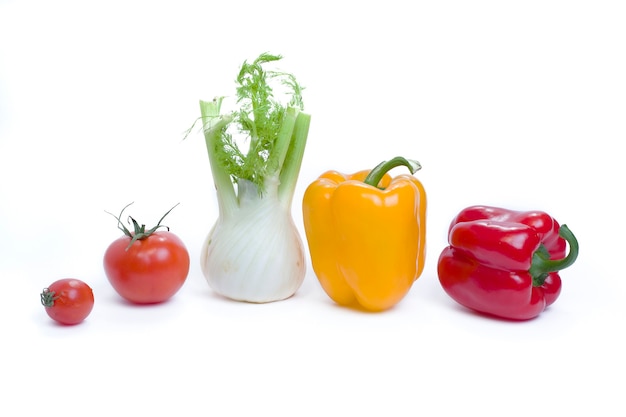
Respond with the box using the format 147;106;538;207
41;278;95;325
103;203;190;304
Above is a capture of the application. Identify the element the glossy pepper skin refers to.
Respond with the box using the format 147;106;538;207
302;157;426;312
437;205;579;320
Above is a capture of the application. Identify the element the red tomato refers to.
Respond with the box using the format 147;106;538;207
103;203;190;304
104;231;190;304
41;279;95;325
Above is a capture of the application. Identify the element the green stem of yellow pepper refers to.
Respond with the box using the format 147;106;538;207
363;156;422;188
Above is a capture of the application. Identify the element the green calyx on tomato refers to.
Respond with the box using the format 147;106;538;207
40;288;59;307
106;202;180;250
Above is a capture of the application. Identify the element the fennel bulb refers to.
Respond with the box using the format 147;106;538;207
200;178;305;302
196;53;311;303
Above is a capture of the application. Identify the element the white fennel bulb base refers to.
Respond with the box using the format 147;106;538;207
200;179;305;303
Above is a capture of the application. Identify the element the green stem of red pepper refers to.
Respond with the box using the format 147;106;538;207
363;156;421;188
529;224;579;287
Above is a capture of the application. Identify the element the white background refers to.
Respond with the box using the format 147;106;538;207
1;0;624;415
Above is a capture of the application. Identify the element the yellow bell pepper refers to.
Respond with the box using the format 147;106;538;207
302;157;427;311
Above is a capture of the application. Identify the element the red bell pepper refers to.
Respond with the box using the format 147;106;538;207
437;205;579;320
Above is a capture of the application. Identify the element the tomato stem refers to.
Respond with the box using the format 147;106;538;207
105;202;180;250
40;288;58;307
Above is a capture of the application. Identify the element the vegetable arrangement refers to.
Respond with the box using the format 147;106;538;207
302;157;426;311
38;52;581;326
195;53;311;303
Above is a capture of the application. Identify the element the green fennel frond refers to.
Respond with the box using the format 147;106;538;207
213;52;305;191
